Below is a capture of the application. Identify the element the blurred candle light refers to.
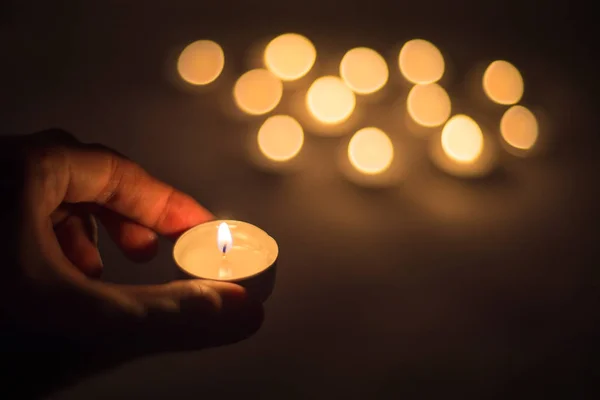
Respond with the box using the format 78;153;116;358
348;127;394;175
234;69;283;115
500;105;538;151
258;115;304;162
177;40;225;85
399;39;445;84
407;83;451;127
441;115;484;163
264;33;316;81
482;60;524;105
306;76;356;124
340;47;389;94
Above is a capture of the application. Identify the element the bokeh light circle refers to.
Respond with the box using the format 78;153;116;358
306;76;356;124
177;40;225;85
257;115;304;162
407;83;451;127
348;127;394;175
500;105;538;150
482;60;524;105
398;39;445;84
234;69;283;115
340;47;389;94
264;33;316;81
441;115;484;163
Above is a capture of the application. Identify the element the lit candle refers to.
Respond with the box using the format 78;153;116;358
173;220;278;301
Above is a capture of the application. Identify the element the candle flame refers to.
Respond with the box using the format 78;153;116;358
217;222;233;254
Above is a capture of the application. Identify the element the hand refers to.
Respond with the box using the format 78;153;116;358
0;129;263;351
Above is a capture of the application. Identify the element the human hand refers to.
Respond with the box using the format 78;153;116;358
0;129;263;351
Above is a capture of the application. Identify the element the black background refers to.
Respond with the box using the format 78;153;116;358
1;0;598;398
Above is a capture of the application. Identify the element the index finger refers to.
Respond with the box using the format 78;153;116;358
28;142;213;238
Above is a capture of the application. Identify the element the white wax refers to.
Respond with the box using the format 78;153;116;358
173;220;278;281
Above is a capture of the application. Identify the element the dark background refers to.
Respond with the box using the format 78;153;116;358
1;0;598;398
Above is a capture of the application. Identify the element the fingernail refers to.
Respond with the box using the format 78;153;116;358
202;281;249;310
86;213;99;246
89;248;104;279
97;249;104;268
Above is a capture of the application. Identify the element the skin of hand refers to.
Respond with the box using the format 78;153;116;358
0;129;263;351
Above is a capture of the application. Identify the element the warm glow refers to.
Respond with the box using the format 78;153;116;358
441;115;484;163
218;267;233;279
306;76;356;124
217;222;232;253
340;47;389;94
234;69;283;115
398;39;445;84
177;40;225;85
258;115;304;162
348;127;394;175
264;33;316;81
482;60;524;105
500;105;538;150
407;83;451;127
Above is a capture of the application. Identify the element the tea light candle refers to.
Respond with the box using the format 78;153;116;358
173;220;278;282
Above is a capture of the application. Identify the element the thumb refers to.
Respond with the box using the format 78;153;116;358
109;279;250;315
93;279;264;351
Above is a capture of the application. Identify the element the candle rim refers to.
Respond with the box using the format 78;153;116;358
173;219;279;282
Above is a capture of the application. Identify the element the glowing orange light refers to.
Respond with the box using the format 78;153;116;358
233;69;283;115
306;76;356;124
348;127;394;175
482;60;524;105
177;40;225;85
407;83;451;127
398;39;445;84
500;105;538;150
340;47;389;94
257;115;304;162
217;222;233;253
441;115;484;163
264;33;316;81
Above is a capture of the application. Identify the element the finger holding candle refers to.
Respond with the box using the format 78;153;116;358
27;144;215;240
106;279;249;314
94;207;160;262
92;279;264;351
